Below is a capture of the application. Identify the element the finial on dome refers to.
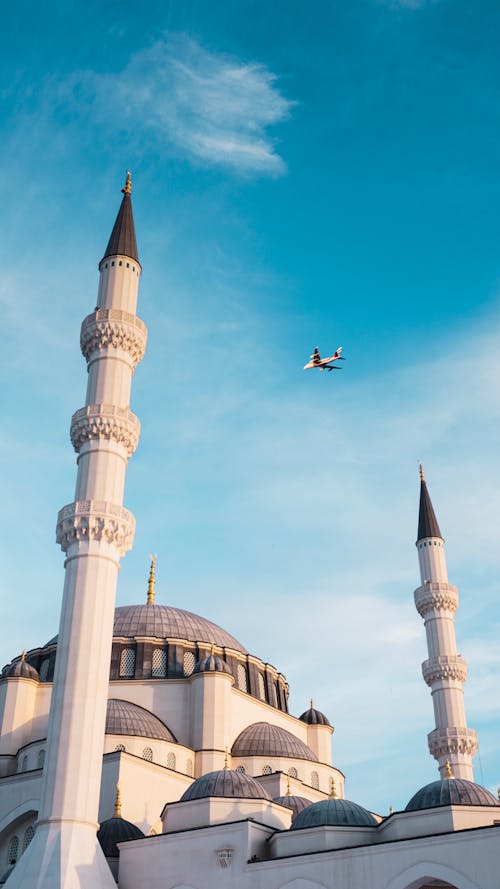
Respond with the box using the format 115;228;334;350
286;774;291;795
389;805;394;815
419;463;425;482
224;747;229;770
114;784;122;818
210;642;215;656
20;650;26;662
444;759;454;779
329;778;337;799
310;697;314;709
147;555;157;605
122;171;132;195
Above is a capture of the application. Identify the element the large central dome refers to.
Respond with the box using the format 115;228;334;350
113;604;247;652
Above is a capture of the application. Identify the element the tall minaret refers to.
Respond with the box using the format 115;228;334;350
6;174;147;889
414;465;478;780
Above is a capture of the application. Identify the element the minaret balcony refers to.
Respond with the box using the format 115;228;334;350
80;308;147;367
422;654;467;687
56;499;135;555
414;581;458;617
70;404;140;457
427;725;478;759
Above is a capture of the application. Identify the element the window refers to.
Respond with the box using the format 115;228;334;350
237;664;248;693
183;651;195;677
119;647;136;677
8;836;19;864
126;262;130;268
257;673;266;701
39;659;50;682
119;261;122;266
37;749;45;769
236;765;246;774
111;261;115;266
186;759;193;776
311;770;319;789
22;826;35;852
262;765;272;775
114;744;126;752
167;752;176;770
288;767;298;779
20;755;28;772
152;649;167;678
142;747;153;762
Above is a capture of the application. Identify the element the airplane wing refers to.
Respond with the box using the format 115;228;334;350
311;347;321;362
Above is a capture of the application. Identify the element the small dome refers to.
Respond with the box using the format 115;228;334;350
193;652;232;675
273;794;312;821
405;777;500;811
7;657;38;681
97;817;145;858
106;699;176;742
232;722;316;762
299;703;331;727
180;769;271;802
291;798;378;830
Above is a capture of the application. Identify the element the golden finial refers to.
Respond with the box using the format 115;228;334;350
286;774;291;795
444;759;454;779
310;698;314;710
122;171;132;195
419;463;425;481
389;805;394;815
114;784;122;818
224;747;230;770
329;778;337;799
210;642;215;656
20;650;26;662
147;555;157;605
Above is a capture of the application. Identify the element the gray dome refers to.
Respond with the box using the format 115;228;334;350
299;704;331;727
180;769;271;802
273;794;312;821
97;817;145;858
232;722;316;762
7;658;38;681
406;778;500;811
106;699;176;742
193;652;232;675
113;605;246;652
291;798;378;830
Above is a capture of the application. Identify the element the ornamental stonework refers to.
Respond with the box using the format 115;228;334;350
80;309;147;367
428;726;478;759
414;582;458;617
422;655;468;687
70;404;140;456
56;500;135;556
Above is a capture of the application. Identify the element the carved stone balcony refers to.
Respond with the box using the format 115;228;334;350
414;581;459;617
56;500;135;556
422;654;468;687
80;309;147;367
428;726;478;760
70;404;140;457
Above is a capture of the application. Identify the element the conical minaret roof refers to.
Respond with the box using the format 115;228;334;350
417;465;442;541
101;172;139;264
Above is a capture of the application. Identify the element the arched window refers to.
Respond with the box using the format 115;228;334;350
8;836;19;863
39;659;50;682
119;648;136;678
142;747;153;762
20;755;28;772
183;651;195;677
186;759;193;776
288;767;298;778
237;663;248;693
257;673;266;701
167;752;176;770
22;826;35;852
37;749;45;769
152;649;167;678
114;744;126;752
262;764;272;775
236;765;246;774
311;770;319;789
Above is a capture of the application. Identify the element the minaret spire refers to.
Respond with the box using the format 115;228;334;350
6;176;148;889
413;466;477;781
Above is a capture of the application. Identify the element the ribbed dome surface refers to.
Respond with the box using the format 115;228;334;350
97;816;145;857
106;699;176;742
299;706;330;726
180;769;271;802
232;722;316;761
7;659;38;680
113;604;246;652
291;798;378;830
273;794;312;821
193;653;232;675
406;778;500;811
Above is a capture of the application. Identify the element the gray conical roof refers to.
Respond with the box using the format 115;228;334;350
101;178;139;264
417;469;442;541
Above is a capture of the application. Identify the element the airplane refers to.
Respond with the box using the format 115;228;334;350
303;346;345;372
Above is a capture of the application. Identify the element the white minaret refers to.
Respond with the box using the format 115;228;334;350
414;465;478;780
6;173;147;889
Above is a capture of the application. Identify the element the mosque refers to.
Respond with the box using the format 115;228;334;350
0;177;499;889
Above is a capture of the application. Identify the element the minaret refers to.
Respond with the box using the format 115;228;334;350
413;465;477;780
6;174;147;889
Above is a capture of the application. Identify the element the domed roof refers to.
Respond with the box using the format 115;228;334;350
291;797;378;830
97;817;145;857
180;769;271;802
273;794;312;821
299;701;331;727
193;651;232;675
7;655;38;681
232;722;316;762
405;777;500;811
106;699;176;742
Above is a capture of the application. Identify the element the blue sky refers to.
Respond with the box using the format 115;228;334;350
1;0;500;812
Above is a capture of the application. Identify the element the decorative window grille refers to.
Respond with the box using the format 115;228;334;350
262;764;272;775
142;747;153;762
257;673;266;701
39;659;50;682
37;749;45;769
235;765;246;774
167;752;176;770
152;649;167;678
186;759;193;776
22;826;35;852
311;770;319;789
288;767;298;779
237;664;248;693
119;648;136;677
114;744;126;752
8;836;19;863
183;651;195;677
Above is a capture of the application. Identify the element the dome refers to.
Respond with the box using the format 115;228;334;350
193;652;232;675
291;798;378;830
405;777;500;811
7;657;38;681
273;794;312;821
299;703;331;727
180;769;271;802
97;817;145;858
106;699;176;742
232;722;316;762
